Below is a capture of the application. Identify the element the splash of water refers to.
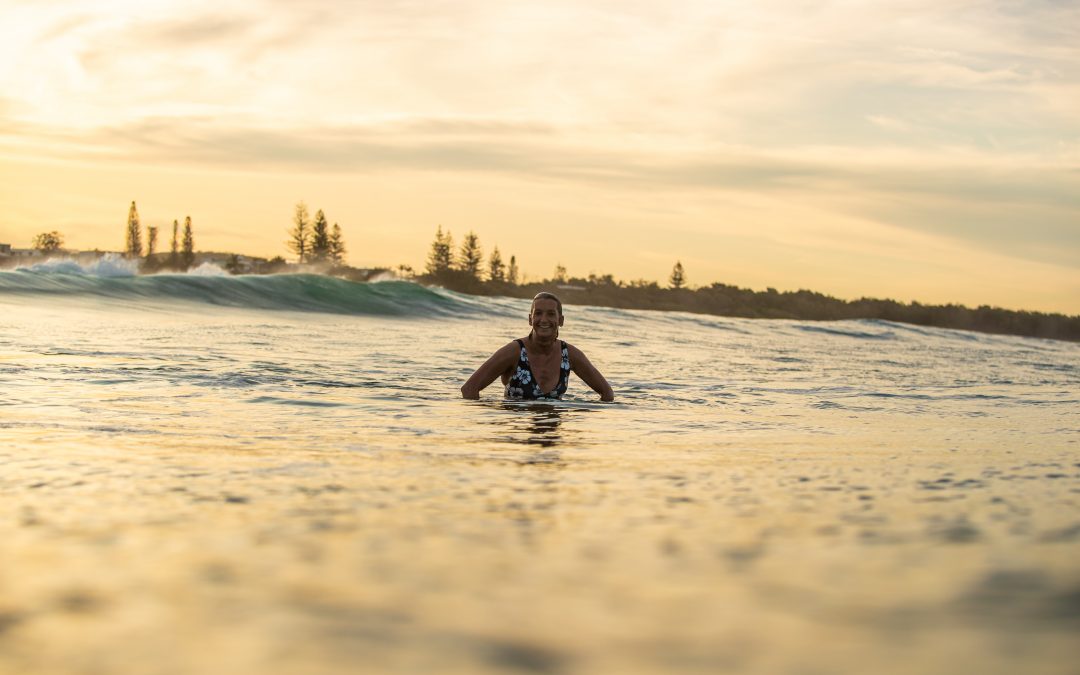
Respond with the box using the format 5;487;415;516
21;253;138;277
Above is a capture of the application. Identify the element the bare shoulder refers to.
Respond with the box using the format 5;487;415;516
564;342;585;355
564;342;592;364
492;340;521;361
462;340;523;399
563;341;614;401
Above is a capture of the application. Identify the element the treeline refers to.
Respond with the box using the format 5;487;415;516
21;200;197;272
124;201;197;272
23;200;366;278
286;202;347;266
483;275;1079;342
414;225;519;292
408;228;1079;342
518;279;1079;342
19;213;1078;342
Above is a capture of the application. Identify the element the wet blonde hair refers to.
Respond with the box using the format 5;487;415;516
530;292;563;318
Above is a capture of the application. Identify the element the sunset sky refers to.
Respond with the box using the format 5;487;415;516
1;0;1077;312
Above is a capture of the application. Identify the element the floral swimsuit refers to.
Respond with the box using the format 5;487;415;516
505;339;571;400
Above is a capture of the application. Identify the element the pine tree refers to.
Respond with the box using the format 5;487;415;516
328;223;346;266
488;246;505;282
458;231;483;280
288;202;311;263
425;226;454;276
507;255;519;285
169;220;180;270
145;225;158;271
553;263;567;283
181;216;195;270
125;201;142;258
669;260;686;290
310;209;330;263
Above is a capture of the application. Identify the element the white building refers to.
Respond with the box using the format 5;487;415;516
3;247;41;261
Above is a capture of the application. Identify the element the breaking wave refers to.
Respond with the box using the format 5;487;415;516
0;257;496;318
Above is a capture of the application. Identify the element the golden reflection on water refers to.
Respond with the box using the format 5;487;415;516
2;302;1078;675
2;424;1078;675
494;402;569;449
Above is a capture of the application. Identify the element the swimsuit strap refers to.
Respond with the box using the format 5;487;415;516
505;338;569;400
558;341;570;394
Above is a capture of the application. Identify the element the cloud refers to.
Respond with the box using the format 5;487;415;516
3;112;1074;272
2;0;1077;297
7;0;1079;143
866;116;912;133
142;15;256;47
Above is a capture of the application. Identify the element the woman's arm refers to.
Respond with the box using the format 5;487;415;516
567;344;614;402
461;342;519;399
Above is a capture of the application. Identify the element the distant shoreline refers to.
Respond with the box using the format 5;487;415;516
415;270;1080;343
3;250;1076;342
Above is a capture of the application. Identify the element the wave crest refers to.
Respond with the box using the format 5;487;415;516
0;265;498;318
21;253;139;277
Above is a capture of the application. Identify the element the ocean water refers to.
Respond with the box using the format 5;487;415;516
1;259;1078;675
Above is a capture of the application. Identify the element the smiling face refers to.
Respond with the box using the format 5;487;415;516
529;297;564;341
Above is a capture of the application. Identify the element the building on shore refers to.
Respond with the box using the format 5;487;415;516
194;252;269;274
74;250;118;264
0;246;131;268
0;245;44;265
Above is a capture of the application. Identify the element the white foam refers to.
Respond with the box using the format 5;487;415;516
21;254;138;277
186;262;228;277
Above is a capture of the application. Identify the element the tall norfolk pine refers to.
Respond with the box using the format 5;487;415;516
169;220;180;270
288;202;311;263
181;216;194;270
458;231;483;281
425;226;454;276
310;209;330;263
669;261;686;290
488;246;505;283
125;201;142;258
507;255;519;285
329;223;346;266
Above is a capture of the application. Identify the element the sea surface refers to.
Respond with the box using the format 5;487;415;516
1;258;1078;675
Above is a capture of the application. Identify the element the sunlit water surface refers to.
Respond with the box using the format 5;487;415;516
1;269;1078;675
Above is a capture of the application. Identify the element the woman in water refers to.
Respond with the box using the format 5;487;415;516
461;292;614;402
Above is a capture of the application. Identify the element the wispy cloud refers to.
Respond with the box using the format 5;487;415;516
7;0;1078;140
1;0;1077;309
3;111;1074;271
142;14;256;47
